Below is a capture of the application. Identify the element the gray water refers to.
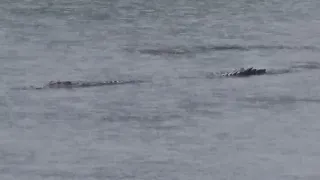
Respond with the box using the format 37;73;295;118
1;0;320;179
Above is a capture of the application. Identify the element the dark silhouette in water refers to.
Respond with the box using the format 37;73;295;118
13;80;144;90
206;62;320;79
44;80;134;88
219;67;266;77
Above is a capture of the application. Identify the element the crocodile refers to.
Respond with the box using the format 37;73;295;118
219;67;267;77
12;80;144;90
206;62;320;78
11;62;320;90
204;67;268;78
44;80;142;88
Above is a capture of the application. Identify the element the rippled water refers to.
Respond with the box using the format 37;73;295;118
1;0;320;179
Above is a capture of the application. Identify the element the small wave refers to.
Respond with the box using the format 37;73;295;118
241;96;320;105
133;44;320;55
265;68;294;75
266;61;320;75
290;61;320;69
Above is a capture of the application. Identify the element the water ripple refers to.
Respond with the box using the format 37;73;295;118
128;44;320;56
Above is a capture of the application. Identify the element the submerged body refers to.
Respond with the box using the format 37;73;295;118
12;80;144;90
44;80;145;89
44;80;135;88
